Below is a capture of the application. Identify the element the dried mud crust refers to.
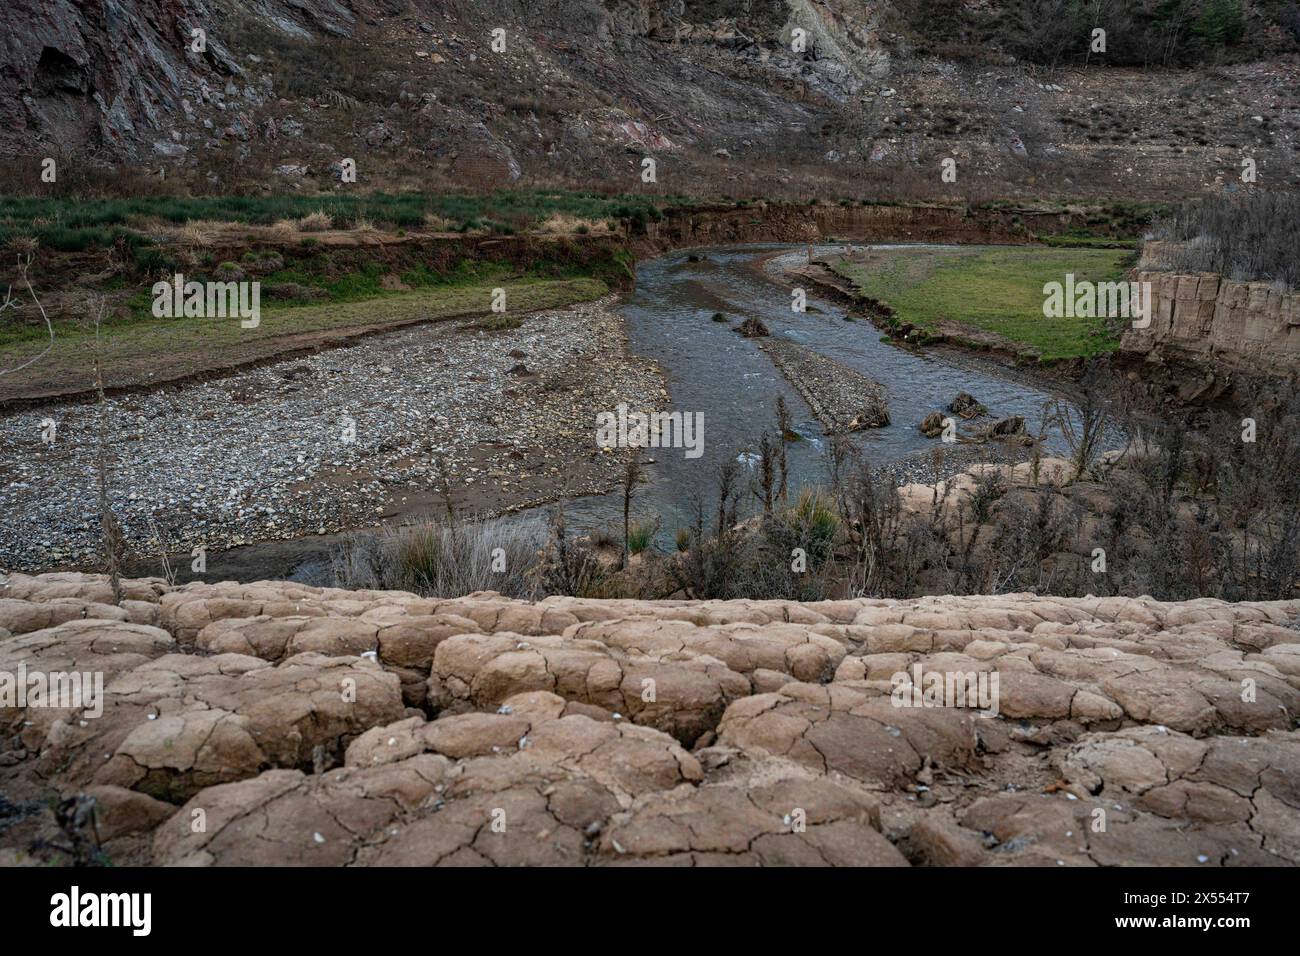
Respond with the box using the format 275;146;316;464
2;571;1298;867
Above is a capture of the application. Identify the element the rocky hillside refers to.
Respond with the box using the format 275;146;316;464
3;0;1298;199
2;571;1297;865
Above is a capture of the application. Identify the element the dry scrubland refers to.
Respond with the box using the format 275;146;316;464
1;570;1297;866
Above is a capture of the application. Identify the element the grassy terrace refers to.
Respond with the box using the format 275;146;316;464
0;276;606;403
0;191;1160;252
0;189;695;250
829;245;1134;361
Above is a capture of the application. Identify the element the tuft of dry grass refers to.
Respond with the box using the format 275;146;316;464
4;234;38;257
538;213;608;235
298;210;333;232
330;514;549;598
175;224;212;247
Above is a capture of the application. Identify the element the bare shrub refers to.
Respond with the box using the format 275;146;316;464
537;506;607;598
620;452;643;570
1150;192;1300;290
330;514;548;599
0;255;55;375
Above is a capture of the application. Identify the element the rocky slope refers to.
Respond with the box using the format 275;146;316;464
3;0;1297;198
2;571;1297;866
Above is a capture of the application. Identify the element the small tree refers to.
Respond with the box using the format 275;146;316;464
621;451;643;570
89;298;124;605
715;457;740;540
755;432;776;515
775;395;793;502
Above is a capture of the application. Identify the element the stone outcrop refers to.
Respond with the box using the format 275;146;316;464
1123;269;1300;380
2;571;1298;866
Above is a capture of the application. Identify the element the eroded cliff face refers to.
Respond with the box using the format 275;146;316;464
0;0;879;159
1122;270;1300;381
2;572;1299;866
0;0;388;158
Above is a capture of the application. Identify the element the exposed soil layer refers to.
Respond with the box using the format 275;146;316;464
2;572;1297;867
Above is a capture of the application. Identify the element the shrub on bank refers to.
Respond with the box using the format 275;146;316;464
329;514;549;599
1150;192;1300;290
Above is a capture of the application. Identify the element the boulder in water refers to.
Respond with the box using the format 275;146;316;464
949;392;987;419
735;316;770;337
919;412;947;438
985;416;1029;442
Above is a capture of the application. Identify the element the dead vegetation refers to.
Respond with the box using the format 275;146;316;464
328;384;1300;604
1149;191;1300;290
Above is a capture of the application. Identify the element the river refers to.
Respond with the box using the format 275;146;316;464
552;243;1076;545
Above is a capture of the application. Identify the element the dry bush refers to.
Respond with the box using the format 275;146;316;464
538;214;608;235
298;210;334;232
536;507;608;598
1150;192;1300;290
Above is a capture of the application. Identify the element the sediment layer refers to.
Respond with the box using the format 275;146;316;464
2;572;1297;866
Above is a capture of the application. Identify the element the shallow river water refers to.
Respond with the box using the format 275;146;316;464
553;243;1073;543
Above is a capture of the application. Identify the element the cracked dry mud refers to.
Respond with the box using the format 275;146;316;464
1;572;1298;867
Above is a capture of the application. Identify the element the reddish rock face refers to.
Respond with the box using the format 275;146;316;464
2;571;1298;867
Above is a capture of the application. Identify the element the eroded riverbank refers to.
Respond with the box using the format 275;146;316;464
0;295;663;574
1;243;1107;582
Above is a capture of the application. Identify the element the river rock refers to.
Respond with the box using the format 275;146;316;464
949;392;987;419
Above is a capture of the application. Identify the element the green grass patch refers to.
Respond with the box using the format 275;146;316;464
0;277;607;399
830;245;1132;361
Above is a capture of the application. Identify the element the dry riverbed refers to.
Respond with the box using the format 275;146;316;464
0;295;664;572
